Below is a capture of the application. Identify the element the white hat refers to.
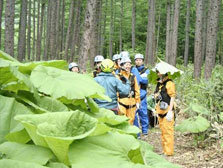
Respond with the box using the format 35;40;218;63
134;53;144;60
69;62;78;70
94;55;104;63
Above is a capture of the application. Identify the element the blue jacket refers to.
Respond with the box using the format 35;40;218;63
135;65;150;100
94;72;130;109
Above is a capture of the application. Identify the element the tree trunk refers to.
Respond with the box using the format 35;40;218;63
156;6;161;57
78;0;98;72
32;0;36;60
61;0;65;54
109;0;114;58
0;0;4;49
70;0;82;62
132;0;136;51
50;0;57;60
145;0;156;66
36;2;45;61
97;0;103;54
204;0;220;79
101;0;108;55
170;0;180;66
5;0;15;57
44;0;51;60
55;0;61;59
184;0;191;67
90;0;101;66
27;0;31;60
194;0;203;79
18;0;27;62
64;0;75;61
36;0;41;61
201;0;208;62
119;0;123;52
165;0;171;63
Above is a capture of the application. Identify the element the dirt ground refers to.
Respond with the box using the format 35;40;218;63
143;113;223;168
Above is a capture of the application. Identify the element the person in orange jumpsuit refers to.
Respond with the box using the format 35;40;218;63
154;71;176;156
117;56;140;124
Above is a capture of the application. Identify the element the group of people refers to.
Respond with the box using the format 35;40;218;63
68;51;176;156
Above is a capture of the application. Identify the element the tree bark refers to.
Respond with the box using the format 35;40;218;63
194;0;203;79
78;0;98;72
18;0;27;62
36;2;45;61
5;0;15;57
70;0;82;61
109;0;114;58
32;0;36;60
184;0;191;67
36;0;41;61
101;0;108;55
27;0;31;60
165;0;171;63
204;0;220;79
156;6;161;57
61;0;65;53
170;0;180;66
119;0;123;52
90;0;101;66
201;0;208;62
0;0;4;48
55;0;61;59
44;0;51;60
64;0;75;61
145;0;156;66
50;0;57;59
132;0;136;51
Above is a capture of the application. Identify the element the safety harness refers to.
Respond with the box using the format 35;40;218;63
139;67;148;90
117;73;136;99
155;79;172;118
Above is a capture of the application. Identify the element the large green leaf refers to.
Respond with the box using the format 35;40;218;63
89;108;128;125
15;111;98;165
176;116;210;133
18;60;68;75
47;162;69;168
0;159;47;168
190;103;210;115
0;95;32;144
0;142;54;165
30;66;111;101
69;132;149;168
143;150;181;168
0;50;19;62
15;91;68;114
112;122;141;135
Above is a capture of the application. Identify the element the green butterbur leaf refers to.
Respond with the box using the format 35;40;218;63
176;116;210;133
0;142;54;165
15;111;98;165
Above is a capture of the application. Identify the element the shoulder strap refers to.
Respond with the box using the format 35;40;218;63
139;67;148;75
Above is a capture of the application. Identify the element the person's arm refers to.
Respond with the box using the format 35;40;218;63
116;77;130;96
139;69;150;85
166;81;176;121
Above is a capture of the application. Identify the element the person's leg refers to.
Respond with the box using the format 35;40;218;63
138;98;149;134
126;106;136;125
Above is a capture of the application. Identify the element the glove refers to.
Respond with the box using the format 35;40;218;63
120;76;127;84
151;108;156;116
136;103;140;110
166;110;173;121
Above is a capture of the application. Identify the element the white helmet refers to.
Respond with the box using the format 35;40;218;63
94;55;104;63
112;54;121;61
120;56;131;65
69;62;79;70
134;53;144;60
120;51;130;58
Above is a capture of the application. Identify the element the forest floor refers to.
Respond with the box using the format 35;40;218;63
143;112;223;168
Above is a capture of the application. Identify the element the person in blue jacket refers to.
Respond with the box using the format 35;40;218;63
133;53;150;136
94;59;130;114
